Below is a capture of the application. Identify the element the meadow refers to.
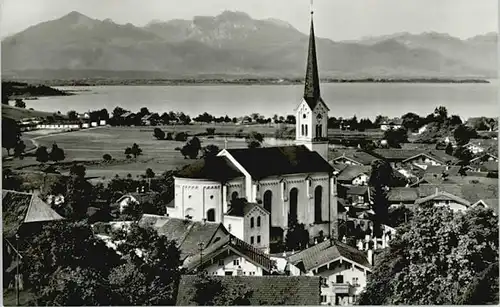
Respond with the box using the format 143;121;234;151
4;124;383;180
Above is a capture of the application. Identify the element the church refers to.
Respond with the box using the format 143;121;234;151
169;11;338;247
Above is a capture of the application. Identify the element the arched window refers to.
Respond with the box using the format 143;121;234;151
207;209;215;222
257;216;261;227
301;124;305;136
314;186;323;223
289;188;298;224
305;125;308;136
263;190;272;214
250;217;255;228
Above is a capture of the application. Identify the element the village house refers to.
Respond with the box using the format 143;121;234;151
181;234;274;276
223;200;270;253
379;118;403;131
2;190;65;289
176;275;322;305
330;150;379;166
285;239;373;306
336;165;371;186
114;191;160;214
465;139;498;155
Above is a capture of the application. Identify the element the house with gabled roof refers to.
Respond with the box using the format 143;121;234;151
337;165;371;186
138;214;230;261
176;275;322;306
182;235;274;276
414;189;472;212
286;239;373;306
330;150;379;166
2;190;64;289
224;201;270;253
379;118;403;131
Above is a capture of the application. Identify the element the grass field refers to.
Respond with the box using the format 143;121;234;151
4;124;383;180
2;104;61;120
5;126;249;179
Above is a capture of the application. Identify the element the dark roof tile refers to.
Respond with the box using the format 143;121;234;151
226;145;333;179
176;275;321;306
177;156;243;181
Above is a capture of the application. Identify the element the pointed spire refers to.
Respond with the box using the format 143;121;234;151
303;7;321;109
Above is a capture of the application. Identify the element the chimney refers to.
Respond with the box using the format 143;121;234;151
367;249;374;266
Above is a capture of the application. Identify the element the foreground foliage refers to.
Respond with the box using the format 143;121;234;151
358;206;499;305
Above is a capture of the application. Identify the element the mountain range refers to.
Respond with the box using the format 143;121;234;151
1;11;497;79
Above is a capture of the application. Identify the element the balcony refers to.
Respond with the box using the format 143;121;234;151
331;283;354;294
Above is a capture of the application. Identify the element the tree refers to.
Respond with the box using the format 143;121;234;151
358;206;498;305
285;115;296;124
131;143;143;158
125;147;132;158
369;160;392;236
401;112;424;132
14;99;26;108
109;223;182;305
180;137;202;159
145;168;155;178
387;205;413;228
383;128;408;148
139;107;150;117
103;153;112;161
35;146;49;163
246;131;264;149
112;106;128;119
453;124;478;146
202;145;220;158
434;106;448;121
13;140;26;159
153;128;165;140
49;143;65;162
23;221;120;304
285;218;310;251
453;146;474;166
67;110;78;120
65;164;92;219
2;117;21;155
175;132;188;142
206;128;216;135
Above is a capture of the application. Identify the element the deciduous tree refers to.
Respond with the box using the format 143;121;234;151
358;206;498;305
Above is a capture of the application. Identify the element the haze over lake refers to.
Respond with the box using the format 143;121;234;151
26;82;498;120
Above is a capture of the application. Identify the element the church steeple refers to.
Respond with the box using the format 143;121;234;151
303;9;321;109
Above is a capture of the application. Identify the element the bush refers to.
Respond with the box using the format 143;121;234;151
174;132;188;142
206;128;216;135
103;154;112;161
166;133;173;140
153;128;165;140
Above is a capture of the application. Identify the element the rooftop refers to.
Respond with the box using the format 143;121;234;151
226;202;269;218
176;275;321;306
337;165;372;182
287;239;371;272
138;215;228;259
225;145;333;180
176;156;243;182
2;190;64;238
387;187;419;202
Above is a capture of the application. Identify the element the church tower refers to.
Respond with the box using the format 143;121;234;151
295;8;329;162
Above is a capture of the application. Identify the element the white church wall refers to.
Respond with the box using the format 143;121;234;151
296;100;314;142
173;177;222;222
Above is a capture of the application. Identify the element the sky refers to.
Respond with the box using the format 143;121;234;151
0;0;498;40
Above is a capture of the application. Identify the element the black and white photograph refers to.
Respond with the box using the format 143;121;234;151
1;0;498;305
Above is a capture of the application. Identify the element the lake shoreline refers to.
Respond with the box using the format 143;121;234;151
8;77;492;88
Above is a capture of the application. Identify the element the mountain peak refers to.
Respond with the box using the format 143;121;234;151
216;10;252;21
61;11;91;20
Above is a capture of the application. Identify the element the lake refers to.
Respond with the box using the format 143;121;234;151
25;82;498;120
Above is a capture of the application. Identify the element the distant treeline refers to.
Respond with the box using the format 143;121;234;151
3;77;490;87
1;81;71;104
